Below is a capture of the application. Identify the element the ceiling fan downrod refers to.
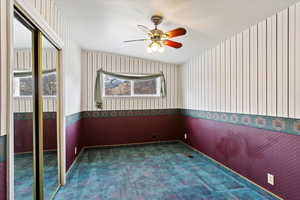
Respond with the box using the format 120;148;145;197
151;15;163;29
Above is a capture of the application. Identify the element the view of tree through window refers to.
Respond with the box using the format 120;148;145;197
19;76;33;96
134;79;157;95
13;72;57;97
104;75;159;97
42;73;56;96
104;75;131;96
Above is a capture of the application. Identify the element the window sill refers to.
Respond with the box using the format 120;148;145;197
13;96;56;99
103;95;162;99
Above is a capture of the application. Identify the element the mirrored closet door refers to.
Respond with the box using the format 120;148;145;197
13;14;35;200
42;36;59;200
12;9;61;200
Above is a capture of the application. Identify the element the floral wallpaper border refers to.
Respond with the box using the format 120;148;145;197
181;109;300;136
81;109;181;118
65;109;181;127
64;109;300;136
0;136;6;162
66;112;82;127
14;112;56;120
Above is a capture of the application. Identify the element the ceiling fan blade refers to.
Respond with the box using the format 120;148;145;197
163;40;183;48
165;28;187;38
137;25;152;36
123;39;148;43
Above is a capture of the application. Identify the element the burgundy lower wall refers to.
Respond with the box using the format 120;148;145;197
0;162;6;200
183;116;300;200
66;119;83;171
82;115;184;147
14;119;57;153
0;135;6;200
65;113;184;172
64;110;300;199
14;119;33;153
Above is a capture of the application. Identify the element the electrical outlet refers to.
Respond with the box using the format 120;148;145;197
267;173;274;185
75;146;78;155
184;133;187;140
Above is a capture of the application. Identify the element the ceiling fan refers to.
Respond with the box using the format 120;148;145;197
124;15;187;53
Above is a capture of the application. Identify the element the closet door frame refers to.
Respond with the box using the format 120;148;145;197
5;0;66;199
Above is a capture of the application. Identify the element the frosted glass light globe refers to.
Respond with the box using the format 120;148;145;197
147;46;153;53
151;42;160;52
158;46;165;53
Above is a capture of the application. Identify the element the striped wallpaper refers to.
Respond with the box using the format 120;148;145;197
27;0;67;39
13;97;57;113
81;50;182;111
14;48;58;71
0;0;9;135
21;0;80;115
13;48;57;113
1;0;81;134
26;0;83;116
181;2;300;119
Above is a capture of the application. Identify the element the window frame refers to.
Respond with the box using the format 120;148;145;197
102;74;161;98
13;70;57;98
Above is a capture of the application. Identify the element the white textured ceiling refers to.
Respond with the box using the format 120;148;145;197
54;0;299;64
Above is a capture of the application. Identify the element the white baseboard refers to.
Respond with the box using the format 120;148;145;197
65;148;85;179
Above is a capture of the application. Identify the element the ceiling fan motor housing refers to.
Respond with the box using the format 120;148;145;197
150;15;164;41
151;29;164;41
151;15;163;26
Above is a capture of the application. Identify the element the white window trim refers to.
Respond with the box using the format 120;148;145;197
103;74;161;98
12;70;57;98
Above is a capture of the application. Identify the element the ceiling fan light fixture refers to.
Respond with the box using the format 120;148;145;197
148;41;164;53
147;46;153;53
151;42;160;52
124;15;187;53
158;45;165;53
125;15;186;54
